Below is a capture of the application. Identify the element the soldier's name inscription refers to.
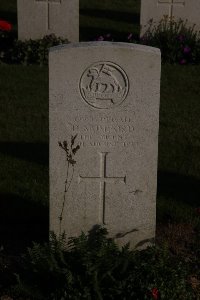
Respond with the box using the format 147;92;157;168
68;114;135;148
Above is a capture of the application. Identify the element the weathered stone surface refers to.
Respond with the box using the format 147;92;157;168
141;0;200;35
17;0;79;41
49;42;161;249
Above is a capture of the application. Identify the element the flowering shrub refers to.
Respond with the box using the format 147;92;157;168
0;33;68;65
94;32;138;43
94;19;200;64
11;34;69;65
0;19;69;65
0;20;15;63
140;17;200;64
1;17;200;65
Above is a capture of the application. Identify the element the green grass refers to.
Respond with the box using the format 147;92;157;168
80;0;140;40
157;65;200;229
0;65;48;142
0;66;49;250
159;65;200;178
0;65;48;203
0;0;16;12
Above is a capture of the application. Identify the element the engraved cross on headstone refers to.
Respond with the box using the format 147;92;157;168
35;0;62;30
78;152;126;225
157;0;185;18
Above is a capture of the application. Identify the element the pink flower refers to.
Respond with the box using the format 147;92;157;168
105;33;111;38
180;58;187;65
0;19;12;31
97;36;104;41
195;207;200;215
151;288;160;299
140;35;147;43
127;33;133;40
178;34;185;42
183;45;191;54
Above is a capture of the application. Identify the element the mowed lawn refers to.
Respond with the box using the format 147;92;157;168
0;0;200;249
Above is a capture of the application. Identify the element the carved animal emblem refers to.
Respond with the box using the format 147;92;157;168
80;61;129;109
87;65;122;94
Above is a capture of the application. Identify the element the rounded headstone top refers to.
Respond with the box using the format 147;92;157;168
49;41;161;56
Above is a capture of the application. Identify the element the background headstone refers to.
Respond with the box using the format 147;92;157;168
49;42;161;249
17;0;79;41
140;0;200;36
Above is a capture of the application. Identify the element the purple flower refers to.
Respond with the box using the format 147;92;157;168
195;207;200;216
179;58;187;65
183;45;191;54
127;33;133;40
140;35;147;43
97;36;104;41
178;34;185;42
105;33;111;38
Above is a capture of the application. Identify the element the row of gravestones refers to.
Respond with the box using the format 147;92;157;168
17;0;200;41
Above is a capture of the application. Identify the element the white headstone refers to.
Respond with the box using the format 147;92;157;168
49;42;161;249
141;0;200;35
17;0;79;41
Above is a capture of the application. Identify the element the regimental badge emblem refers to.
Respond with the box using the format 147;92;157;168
80;61;129;109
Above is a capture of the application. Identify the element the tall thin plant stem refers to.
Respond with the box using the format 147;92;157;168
58;135;80;235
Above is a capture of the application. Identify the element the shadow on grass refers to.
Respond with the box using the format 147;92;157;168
0;10;17;25
0;193;49;254
0;142;48;165
80;8;139;25
157;170;200;207
80;8;140;41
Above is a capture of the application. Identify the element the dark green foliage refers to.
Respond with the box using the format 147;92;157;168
0;29;16;62
0;33;68;65
10;227;195;300
93;18;200;65
140;18;200;64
